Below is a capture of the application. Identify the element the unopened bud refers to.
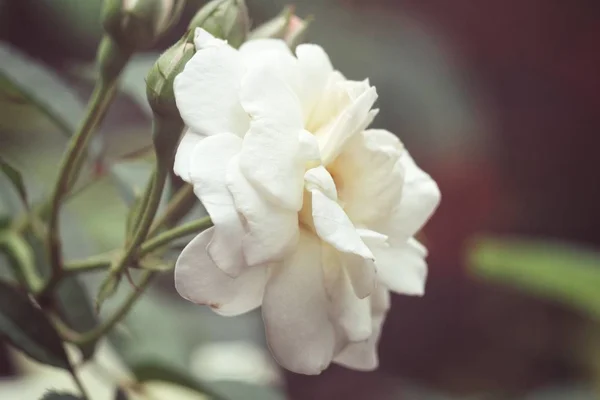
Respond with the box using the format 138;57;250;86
285;15;313;51
146;37;195;119
248;5;294;40
186;0;250;48
103;0;186;51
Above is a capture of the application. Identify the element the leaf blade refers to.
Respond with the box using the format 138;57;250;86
468;236;600;320
40;392;83;400
55;276;99;361
0;280;70;369
0;158;28;208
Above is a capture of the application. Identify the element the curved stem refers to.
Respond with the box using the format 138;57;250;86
140;216;212;255
109;166;167;277
148;184;195;236
67;355;90;400
44;78;118;294
57;271;155;345
64;252;117;274
60;217;213;276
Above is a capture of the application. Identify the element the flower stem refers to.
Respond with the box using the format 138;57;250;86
140;216;212;255
58;217;213;278
108;166;168;278
67;355;91;400
57;270;155;345
64;252;117;274
44;79;118;294
148;184;196;236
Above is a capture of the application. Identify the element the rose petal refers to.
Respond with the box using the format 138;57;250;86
310;189;373;260
333;287;390;371
304;166;337;200
309;188;376;298
262;231;336;375
305;71;348;133
238;120;307;211
226;155;299;266
317;86;378;164
175;228;267;316
295;44;334;121
188;133;246;277
342;253;377;300
239;63;303;128
174;29;249;137
173;130;203;183
324;245;372;342
383;151;441;242
372;237;428;296
330;129;405;225
239;39;301;99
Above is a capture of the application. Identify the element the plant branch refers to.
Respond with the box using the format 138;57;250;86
140;216;212;255
67;354;91;400
44;78;118;295
148;183;195;236
56;270;155;345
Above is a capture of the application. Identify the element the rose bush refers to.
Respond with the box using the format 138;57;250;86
172;28;440;375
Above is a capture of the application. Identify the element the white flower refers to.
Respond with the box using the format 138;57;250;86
173;28;441;375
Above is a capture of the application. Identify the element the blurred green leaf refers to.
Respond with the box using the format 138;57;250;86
0;158;28;208
110;160;153;207
0;42;85;136
132;362;224;400
55;276;99;361
0;168;26;216
468;236;600;320
120;55;159;116
40;392;83;400
0;230;42;292
0;280;70;369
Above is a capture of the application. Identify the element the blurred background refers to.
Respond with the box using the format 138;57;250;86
1;0;600;399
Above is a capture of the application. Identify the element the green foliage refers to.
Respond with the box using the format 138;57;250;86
40;392;83;400
468;236;600;320
0;230;42;292
0;43;87;137
55;276;99;360
0;158;28;208
0;280;70;369
132;362;225;400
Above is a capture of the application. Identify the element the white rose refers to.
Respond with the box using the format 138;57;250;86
172;28;440;375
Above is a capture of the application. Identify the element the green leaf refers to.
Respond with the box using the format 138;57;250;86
0;43;85;136
0;230;43;292
0;42;103;166
110;160;153;207
132;362;285;400
0;158;28;208
55;276;98;360
468;236;600;320
120;54;159;117
0;280;70;369
132;362;224;400
40;392;83;400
